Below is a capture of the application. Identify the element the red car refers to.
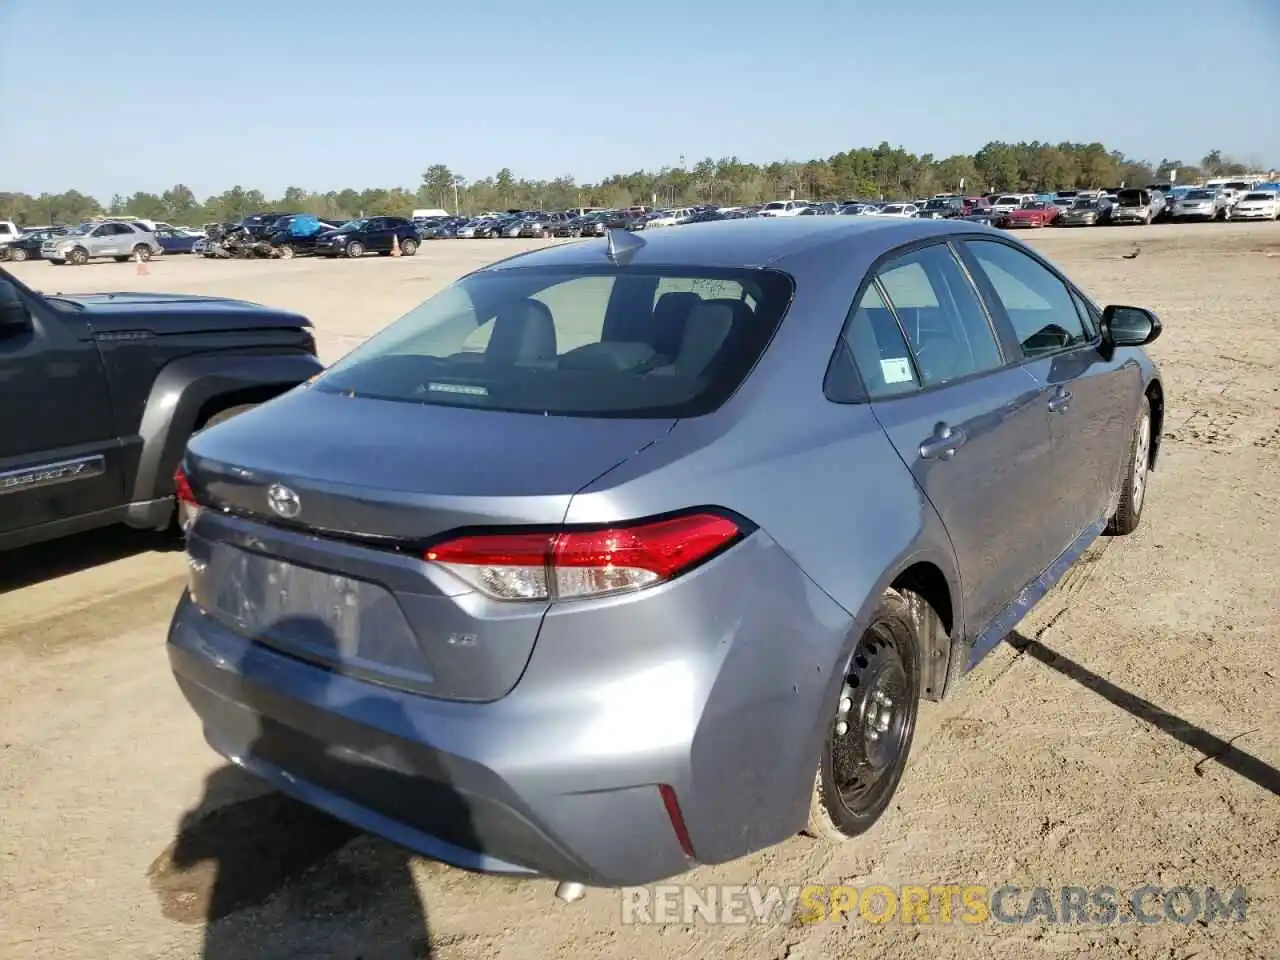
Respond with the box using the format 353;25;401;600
1003;200;1059;228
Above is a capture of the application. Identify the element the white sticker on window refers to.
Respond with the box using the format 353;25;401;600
881;357;914;384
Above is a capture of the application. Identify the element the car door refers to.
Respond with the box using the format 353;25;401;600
842;240;1059;637
366;217;393;252
83;224;114;257
959;237;1140;551
0;277;123;536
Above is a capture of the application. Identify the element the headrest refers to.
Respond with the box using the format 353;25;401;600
486;298;557;364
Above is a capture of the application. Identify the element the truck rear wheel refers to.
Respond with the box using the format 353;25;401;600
167;403;262;537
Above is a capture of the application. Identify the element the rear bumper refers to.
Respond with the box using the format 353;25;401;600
167;529;854;887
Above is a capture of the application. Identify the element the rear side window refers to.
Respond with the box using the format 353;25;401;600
844;284;920;398
871;244;1004;387
965;240;1090;358
315;266;794;418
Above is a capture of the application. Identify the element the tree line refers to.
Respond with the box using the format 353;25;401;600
1;143;1264;227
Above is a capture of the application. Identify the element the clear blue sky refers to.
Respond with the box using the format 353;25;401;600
1;0;1276;201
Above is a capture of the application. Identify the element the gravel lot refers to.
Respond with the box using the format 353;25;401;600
2;223;1278;960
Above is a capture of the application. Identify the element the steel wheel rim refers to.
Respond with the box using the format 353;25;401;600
1132;412;1151;511
830;622;913;813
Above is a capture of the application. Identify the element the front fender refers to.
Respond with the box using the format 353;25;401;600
130;351;323;505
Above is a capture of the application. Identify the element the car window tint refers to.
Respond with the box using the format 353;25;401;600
317;267;794;418
875;244;1004;386
965;240;1090;358
843;283;920;398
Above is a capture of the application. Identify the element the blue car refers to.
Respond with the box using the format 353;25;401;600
168;217;1165;890
154;228;202;254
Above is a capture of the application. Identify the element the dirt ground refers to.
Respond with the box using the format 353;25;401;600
2;223;1278;960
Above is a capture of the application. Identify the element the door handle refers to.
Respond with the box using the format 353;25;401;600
919;423;968;461
1047;388;1073;413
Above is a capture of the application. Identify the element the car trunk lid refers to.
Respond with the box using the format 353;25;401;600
181;387;674;700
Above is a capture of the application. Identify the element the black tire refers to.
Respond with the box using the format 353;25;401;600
400;238;418;256
1106;402;1152;536
806;587;925;841
165;403;260;536
69;246;90;266
133;244;152;262
9;247;28;262
345;241;365;258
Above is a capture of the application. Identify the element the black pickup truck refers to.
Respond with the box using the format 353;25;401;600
0;267;323;551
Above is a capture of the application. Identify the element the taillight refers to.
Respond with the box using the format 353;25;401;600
425;511;744;602
174;464;202;533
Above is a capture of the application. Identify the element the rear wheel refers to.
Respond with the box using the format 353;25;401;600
345;240;365;258
400;238;418;256
9;247;28;262
133;244;152;261
806;588;924;841
1106;404;1152;536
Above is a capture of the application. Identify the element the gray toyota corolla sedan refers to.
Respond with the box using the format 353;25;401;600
168;216;1164;889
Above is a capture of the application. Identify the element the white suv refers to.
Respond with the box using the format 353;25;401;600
0;220;21;253
41;221;164;266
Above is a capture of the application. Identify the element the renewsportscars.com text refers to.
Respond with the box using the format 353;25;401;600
620;883;1248;926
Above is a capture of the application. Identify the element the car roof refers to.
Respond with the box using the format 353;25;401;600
483;217;978;271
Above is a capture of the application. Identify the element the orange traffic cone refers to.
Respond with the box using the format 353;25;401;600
391;234;401;257
135;250;150;275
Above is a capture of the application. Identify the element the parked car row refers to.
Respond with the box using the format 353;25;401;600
0;219;207;263
6;177;1275;268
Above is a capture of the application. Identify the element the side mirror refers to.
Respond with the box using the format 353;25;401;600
1101;304;1161;350
0;279;32;335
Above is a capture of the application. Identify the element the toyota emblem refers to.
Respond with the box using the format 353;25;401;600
266;483;301;519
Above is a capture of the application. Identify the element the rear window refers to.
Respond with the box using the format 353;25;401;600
314;266;795;418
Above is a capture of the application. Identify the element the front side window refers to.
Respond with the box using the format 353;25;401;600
964;239;1090;358
314;266;794;418
1069;288;1099;338
873;244;1004;387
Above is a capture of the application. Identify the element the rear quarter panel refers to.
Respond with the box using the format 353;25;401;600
560;236;964;848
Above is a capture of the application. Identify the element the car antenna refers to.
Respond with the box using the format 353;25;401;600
605;226;644;266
